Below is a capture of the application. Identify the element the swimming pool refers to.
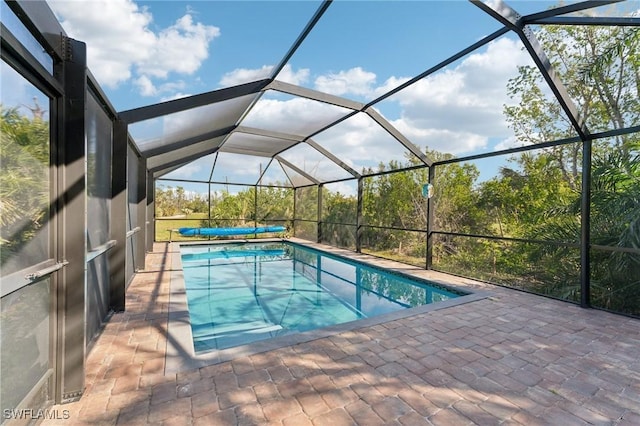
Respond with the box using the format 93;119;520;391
180;241;467;354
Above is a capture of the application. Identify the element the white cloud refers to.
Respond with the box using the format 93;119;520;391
276;65;310;86
310;113;424;172
133;75;156;97
162;154;214;181
393;119;488;154
241;97;349;136
137;14;219;79
134;76;188;98
212;153;271;184
166;162;201;179
47;0;219;94
314;67;377;97
222;64;377;97
0;61;49;118
220;65;272;87
380;37;533;154
373;76;412;98
220;64;310;87
324;181;358;197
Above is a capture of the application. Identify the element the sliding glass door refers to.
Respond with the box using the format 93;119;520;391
0;59;55;414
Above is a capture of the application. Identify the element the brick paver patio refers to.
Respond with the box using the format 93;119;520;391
41;242;640;425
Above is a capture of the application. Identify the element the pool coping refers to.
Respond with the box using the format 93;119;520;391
165;238;493;374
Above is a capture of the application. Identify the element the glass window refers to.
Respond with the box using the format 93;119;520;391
0;2;54;73
86;92;113;251
1;61;51;276
1;278;51;414
1;54;52;418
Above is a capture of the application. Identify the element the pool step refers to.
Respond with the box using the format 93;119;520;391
193;320;283;340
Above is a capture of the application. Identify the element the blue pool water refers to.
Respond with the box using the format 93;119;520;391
180;242;465;353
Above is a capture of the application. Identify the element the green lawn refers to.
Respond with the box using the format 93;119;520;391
155;214;208;242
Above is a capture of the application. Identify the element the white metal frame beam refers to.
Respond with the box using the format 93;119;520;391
267;80;365;111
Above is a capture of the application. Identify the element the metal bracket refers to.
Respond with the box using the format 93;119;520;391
25;261;69;283
86;240;117;262
126;226;142;238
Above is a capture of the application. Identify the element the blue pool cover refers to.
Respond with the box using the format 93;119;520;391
178;225;286;236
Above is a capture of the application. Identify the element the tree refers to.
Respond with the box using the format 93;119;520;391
209;188;253;226
499;17;639;311
186;194;208;214
322;188;357;249
505;24;639;188
257;186;294;222
155;185;179;217
586;141;640;313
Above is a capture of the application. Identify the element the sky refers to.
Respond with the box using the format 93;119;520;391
8;0;633;194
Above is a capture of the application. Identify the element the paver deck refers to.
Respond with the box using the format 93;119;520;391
41;241;640;425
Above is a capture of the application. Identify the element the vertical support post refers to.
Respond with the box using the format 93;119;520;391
146;171;155;252
317;184;323;243
292;187;297;237
135;154;147;268
109;119;127;312
54;36;87;403
355;266;362;312
207;181;212;228
254;185;258;229
316;254;322;286
580;139;592;308
426;166;435;270
356;178;363;253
